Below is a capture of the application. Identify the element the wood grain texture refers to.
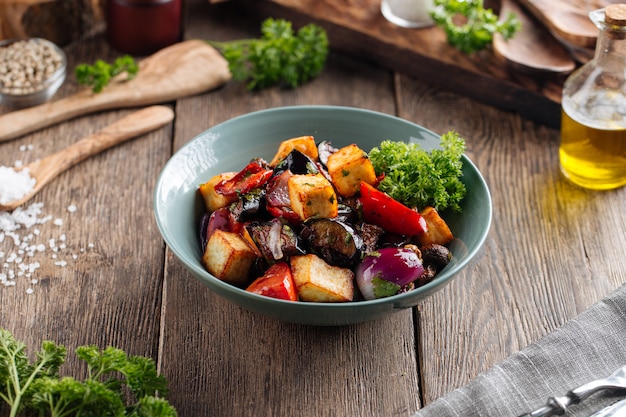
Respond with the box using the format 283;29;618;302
392;73;626;403
157;3;421;416
0;39;173;368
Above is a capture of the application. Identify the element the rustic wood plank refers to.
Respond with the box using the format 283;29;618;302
0;34;171;369
232;0;568;127
157;2;421;416
392;73;626;404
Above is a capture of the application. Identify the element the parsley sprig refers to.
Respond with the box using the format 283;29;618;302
430;0;521;54
0;328;177;417
369;132;467;212
208;18;329;90
75;55;139;93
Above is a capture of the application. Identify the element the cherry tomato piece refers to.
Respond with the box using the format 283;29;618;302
246;262;298;301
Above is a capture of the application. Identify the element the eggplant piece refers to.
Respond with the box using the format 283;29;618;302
246;219;306;263
274;149;319;175
301;218;363;268
229;188;266;222
356;222;384;254
317;140;338;167
198;212;210;254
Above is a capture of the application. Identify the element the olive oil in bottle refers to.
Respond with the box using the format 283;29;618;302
559;4;626;190
560;107;626;190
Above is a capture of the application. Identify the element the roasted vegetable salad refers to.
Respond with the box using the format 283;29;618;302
197;134;466;302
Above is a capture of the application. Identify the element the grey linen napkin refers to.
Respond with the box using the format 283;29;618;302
413;283;626;417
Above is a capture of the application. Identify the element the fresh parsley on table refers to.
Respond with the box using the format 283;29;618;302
430;0;521;54
0;328;177;417
208;18;329;90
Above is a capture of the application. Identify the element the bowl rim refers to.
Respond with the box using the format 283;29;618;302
154;105;493;311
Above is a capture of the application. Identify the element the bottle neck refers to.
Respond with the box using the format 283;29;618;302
594;28;626;62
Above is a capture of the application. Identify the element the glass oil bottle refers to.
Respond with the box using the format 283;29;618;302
559;4;626;190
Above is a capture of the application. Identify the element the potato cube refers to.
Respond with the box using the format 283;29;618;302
203;229;257;286
326;144;377;197
269;136;319;167
198;172;238;213
290;254;354;302
416;206;454;246
288;174;338;221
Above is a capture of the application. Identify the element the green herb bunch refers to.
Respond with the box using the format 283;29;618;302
430;0;521;54
75;55;139;93
0;328;177;417
368;132;467;212
208;18;329;90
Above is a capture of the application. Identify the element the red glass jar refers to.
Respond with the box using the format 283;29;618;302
106;0;182;56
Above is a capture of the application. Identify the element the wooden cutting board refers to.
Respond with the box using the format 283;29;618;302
233;0;605;127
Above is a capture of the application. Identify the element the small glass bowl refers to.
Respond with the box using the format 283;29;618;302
0;38;67;109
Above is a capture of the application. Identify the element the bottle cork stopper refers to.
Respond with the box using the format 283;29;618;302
605;4;626;26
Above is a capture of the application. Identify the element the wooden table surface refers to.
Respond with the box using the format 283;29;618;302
2;1;626;416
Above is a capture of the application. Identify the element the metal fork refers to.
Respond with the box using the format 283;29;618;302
518;365;626;417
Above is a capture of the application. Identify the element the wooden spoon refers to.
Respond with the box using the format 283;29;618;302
0;105;174;211
515;0;601;48
493;0;576;74
0;39;231;143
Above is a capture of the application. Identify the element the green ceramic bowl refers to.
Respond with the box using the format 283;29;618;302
154;106;492;326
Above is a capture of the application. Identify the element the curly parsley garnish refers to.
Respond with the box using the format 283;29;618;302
430;0;521;54
369;132;467;212
208;18;329;90
75;55;139;93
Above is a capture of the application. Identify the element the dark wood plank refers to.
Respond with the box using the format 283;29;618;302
0;35;172;370
158;2;421;416
391;73;626;404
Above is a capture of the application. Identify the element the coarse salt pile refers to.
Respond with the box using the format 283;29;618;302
0;153;93;293
0;202;92;293
0;165;35;205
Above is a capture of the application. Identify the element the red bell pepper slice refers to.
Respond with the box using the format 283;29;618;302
246;262;298;301
358;182;428;236
215;161;273;197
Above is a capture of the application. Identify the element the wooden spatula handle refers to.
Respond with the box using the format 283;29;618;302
43;105;175;177
0;92;124;143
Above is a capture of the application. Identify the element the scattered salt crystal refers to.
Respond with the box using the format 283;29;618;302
0;165;36;205
0;200;92;292
67;205;77;213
